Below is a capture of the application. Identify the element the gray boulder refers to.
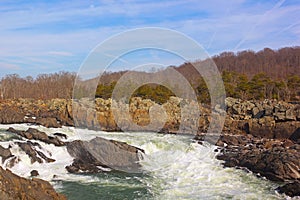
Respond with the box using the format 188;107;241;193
66;137;144;174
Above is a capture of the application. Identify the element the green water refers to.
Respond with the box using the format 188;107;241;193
58;172;153;200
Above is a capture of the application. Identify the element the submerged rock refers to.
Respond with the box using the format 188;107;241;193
66;137;144;174
0;166;66;200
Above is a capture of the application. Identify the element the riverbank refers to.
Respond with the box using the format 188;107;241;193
0;97;299;197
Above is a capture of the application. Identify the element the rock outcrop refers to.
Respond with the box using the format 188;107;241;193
1;97;300;139
0;166;66;200
66;137;144;174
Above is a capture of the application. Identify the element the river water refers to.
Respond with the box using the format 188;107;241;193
0;124;288;200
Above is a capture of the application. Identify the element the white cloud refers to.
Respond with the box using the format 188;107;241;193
0;0;299;77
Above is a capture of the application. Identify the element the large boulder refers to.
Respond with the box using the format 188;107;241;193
66;137;144;174
0;166;66;200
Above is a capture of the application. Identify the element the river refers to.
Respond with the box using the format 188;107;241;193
0;124;286;199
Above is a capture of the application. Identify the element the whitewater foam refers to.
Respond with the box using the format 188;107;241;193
0;124;286;199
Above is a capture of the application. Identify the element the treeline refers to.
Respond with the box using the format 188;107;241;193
198;71;300;103
213;47;300;79
0;72;76;99
94;71;300;104
96;82;175;104
1;46;299;102
175;46;300;89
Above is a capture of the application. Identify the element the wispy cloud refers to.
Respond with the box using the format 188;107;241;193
0;0;299;77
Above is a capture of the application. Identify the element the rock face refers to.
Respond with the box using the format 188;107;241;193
0;166;66;200
1;97;300;138
66;137;144;174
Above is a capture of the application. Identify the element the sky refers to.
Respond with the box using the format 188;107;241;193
0;0;300;78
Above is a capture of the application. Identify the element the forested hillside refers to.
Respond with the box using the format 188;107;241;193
0;46;299;102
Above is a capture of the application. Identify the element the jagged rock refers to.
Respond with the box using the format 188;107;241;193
66;137;144;174
17;142;42;163
16;142;55;164
0;166;66;200
215;135;300;182
7;127;65;146
0;145;13;163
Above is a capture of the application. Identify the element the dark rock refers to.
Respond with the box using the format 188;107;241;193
0;166;66;200
30;170;39;177
289;128;300;143
17;142;42;164
53;132;68;139
66;137;144;174
274;122;300;139
276;181;300;197
216;136;300;182
16;142;55;164
0;145;13;163
66;159;105;174
7;127;65;146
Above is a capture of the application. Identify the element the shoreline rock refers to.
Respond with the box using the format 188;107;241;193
196;133;300;197
0;166;66;200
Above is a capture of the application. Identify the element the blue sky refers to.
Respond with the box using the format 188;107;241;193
0;0;299;77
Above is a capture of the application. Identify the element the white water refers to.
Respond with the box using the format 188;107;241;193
0;124;289;199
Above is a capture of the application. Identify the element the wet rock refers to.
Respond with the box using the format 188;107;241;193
17;142;43;164
16;142;55;164
66;137;144;174
0;145;13;163
215;135;300;182
276;181;300;197
0;166;66;200
30;170;39;177
7;127;65;146
53;133;67;139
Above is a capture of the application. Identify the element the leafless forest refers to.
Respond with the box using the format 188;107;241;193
0;46;299;101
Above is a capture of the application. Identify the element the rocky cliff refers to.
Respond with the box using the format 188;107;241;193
1;97;300;140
